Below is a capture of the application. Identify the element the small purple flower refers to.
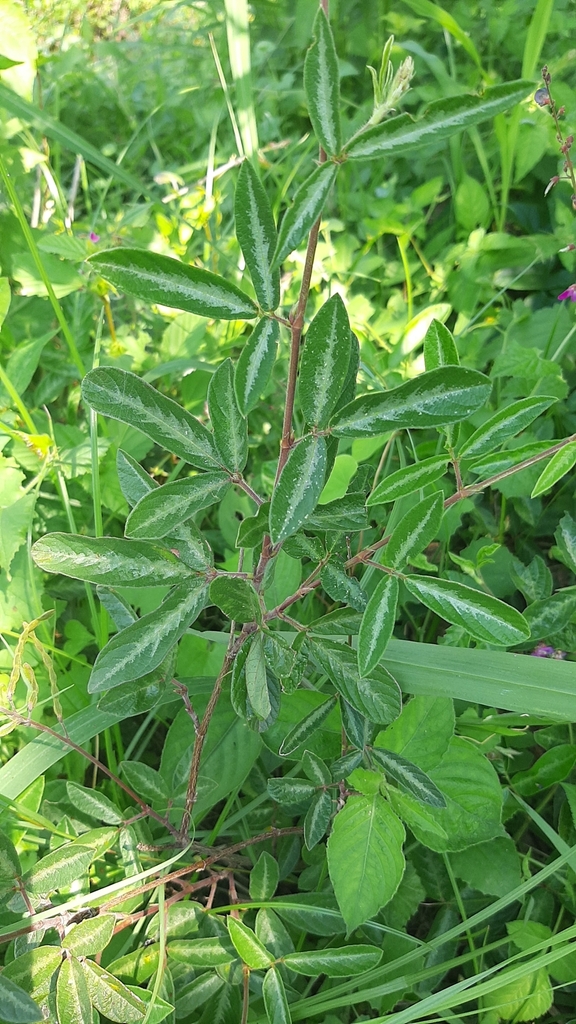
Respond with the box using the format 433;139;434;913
89;232;100;243
534;87;551;107
558;283;576;301
531;643;555;657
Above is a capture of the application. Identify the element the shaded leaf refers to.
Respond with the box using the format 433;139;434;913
282;944;381;976
116;449;157;507
278;696;338;756
262;967;291;1024
66;782;123;824
210;576;262;623
0;975;43;1024
304;789;333;850
166;938;236;967
384;493;444;570
250;852;280;901
321;561;367;612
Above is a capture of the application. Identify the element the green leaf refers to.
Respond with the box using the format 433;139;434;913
0;829;21;889
119;760;169;805
236;502;270;548
25;844;94;894
511;555;552;604
303;9;342;155
320;560;367;612
310;639;402;724
387;788;448;840
0;494;36;576
257;909;294;958
371;747;446;807
345;81;533;159
235;319;279;415
383;493;444;569
208;358;248;472
125;473;231;539
459;396;557;460
235;160;279;311
327;794;405;932
482;966;552;1022
273;162;338;267
298;295;351;428
66;782;123;824
88;579;208;692
0;975;42;1024
283;944;381;977
56;956;92;1024
375;695;454;772
2;948;62;1019
278;696;339;756
451;837;522;897
245;633;271;720
304;789;333;850
401;0;484;69
250;852;280;901
165;520;213;571
32;534;194;588
82;960;146;1023
262;967;291;1024
87;248;257;320
63;914;116;957
522;587;576;643
116;449;157;507
358;575;399;676
82;367;219;470
404;575;530;646
210;576;261;623
227;917;274;969
531;440;576;497
555;512;576;574
269;435;327;545
514;745;576;796
307;492;368;531
166;938;236;967
368;456;449;505
423;319;459;370
331;366;491;437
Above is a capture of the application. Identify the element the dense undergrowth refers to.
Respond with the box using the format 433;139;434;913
1;2;576;1023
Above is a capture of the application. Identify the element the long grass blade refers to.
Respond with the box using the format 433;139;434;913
224;0;259;158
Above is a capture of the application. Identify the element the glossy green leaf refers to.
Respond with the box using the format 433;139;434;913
307;492;368;531
263;967;291;1024
345;81;532;159
235;318;279;415
66;782;123;824
283;944;382;977
235;160;279;311
303;9;341;155
236;501;270;548
384;493;444;569
459;396;557;461
522;587;576;642
256;909;295;959
88;578;208;692
63;915;116;957
0;829;21;889
165;520;213;571
273;162;338;267
210;576;261;623
88;248;257;319
511;555;553;604
371;747;446;807
278;696;338;756
57;956;92;1024
269;435;327;545
531;440;576;497
304;789;333;850
327;794;405;932
309;639;402;724
303;749;331;785
331;366;491;437
514;744;576;796
555;512;576;574
116;449;157;507
125;472;231;539
25;844;94;894
320;561;367;612
423;319;459;370
250;852;280;901
358;575;399;676
227;917;274;969
166;938;236;967
82;960;146;1023
97;653;174;717
245;633;271;720
32;533;194;587
387;788;448;840
0;975;43;1024
299;294;351;428
405;575;530;646
208;358;248;472
368;456;449;505
267;777;317;804
82;367;219;469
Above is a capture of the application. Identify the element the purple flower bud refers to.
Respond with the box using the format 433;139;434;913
534;87;551;107
89;232;100;243
531;643;556;657
558;283;576;302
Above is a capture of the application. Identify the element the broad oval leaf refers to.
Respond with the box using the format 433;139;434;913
125;473;231;539
25;844;94;894
227;917;274;969
331;366;491;437
262;967;290;1024
405;575;530;646
166;938;235;967
32;534;194;588
358;575;399;677
531;441;576;497
345;80;533;159
299;294;351;428
423;319;459;370
250;852;280;901
307;492;368;532
522;587;576;643
320;560;367;612
88;247;257;319
66;781;123;824
63;914;116;957
0;975;43;1024
303;9;342;156
82;960;146;1023
165;520;213;571
88;578;208;692
210;576;262;624
368;456;449;505
282;944;382;977
383;492;444;569
235;318;279;415
370;747;446;807
119;760;169;805
82;367;219;470
116;448;157;507
208;358;248;472
269;435;327;545
459;396;557;461
273;162;338;267
57;955;92;1024
327;794;405;932
235;160;279;311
